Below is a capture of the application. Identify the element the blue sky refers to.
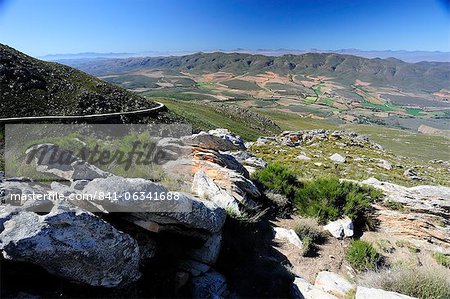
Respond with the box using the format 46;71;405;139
0;0;448;56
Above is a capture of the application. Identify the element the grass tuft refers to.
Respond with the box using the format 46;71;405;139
346;240;380;272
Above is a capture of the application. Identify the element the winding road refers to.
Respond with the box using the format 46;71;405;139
0;102;165;123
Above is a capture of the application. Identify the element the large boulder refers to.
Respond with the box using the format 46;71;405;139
81;175;227;233
193;160;260;211
131;197;227;234
82;175;202;215
0;203;141;288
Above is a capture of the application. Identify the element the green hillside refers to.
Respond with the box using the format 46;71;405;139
0;44;158;118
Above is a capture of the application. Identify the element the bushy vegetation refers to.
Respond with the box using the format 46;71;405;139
294;178;382;224
253;164;382;224
361;265;450;299
253;163;300;198
294;218;325;257
432;252;450;268
346;240;380;272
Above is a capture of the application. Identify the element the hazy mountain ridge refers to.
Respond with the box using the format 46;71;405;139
62;52;450;92
42;49;450;63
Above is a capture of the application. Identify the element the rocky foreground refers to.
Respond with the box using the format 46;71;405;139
1;129;449;298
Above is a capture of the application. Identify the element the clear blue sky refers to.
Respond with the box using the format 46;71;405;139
0;0;448;56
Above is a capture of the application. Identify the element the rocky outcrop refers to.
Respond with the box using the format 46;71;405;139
223;150;267;174
192;170;241;214
0;128;269;297
184;131;242;151
0;202;141;288
361;177;450;218
256;130;383;150
358;177;450;251
208;128;246;149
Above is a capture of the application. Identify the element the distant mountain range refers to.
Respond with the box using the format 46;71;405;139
60;52;450;93
42;49;450;63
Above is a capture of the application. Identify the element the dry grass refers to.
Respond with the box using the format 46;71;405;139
360;265;450;299
294;218;326;256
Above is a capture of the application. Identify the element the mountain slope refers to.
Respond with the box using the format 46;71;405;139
0;44;157;118
62;52;450;92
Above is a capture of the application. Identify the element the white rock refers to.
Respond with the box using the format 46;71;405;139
376;159;392;170
225;151;267;169
273;227;303;249
330;153;346;163
208;128;246;149
314;271;354;298
293;277;338;299
296;154;312;161
360;177;450;217
192;170;241;215
314;162;323;167
323;216;354;239
356;286;416;299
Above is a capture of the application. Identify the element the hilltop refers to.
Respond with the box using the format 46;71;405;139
0;44;158;118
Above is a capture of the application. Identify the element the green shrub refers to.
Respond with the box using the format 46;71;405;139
253;164;382;224
346;240;380;272
252;163;300;198
294;178;382;224
294;218;325;256
432;252;450;268
361;265;450;299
